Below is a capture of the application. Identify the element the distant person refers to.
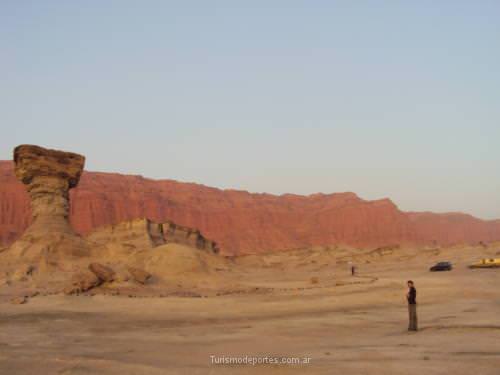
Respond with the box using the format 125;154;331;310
351;265;356;276
406;280;417;331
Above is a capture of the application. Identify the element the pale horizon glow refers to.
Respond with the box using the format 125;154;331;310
1;1;499;219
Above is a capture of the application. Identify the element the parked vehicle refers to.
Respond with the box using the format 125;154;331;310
429;261;453;272
469;258;500;269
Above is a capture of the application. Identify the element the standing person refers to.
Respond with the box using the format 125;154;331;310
351;265;356;276
406;280;417;331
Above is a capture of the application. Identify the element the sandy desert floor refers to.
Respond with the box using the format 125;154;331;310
1;244;499;375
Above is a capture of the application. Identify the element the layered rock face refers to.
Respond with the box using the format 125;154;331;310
87;219;164;251
163;221;219;253
1;160;500;255
87;218;219;254
407;212;500;245
7;146;88;259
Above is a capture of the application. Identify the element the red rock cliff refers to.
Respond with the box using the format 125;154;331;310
1;161;499;254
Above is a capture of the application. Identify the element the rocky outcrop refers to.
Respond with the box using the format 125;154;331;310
10;296;28;305
88;263;116;282
87;218;219;253
64;271;101;295
6;146;89;260
87;219;164;251
1;160;500;255
127;267;152;284
162;221;219;253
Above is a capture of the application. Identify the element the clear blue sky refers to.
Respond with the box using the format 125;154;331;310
1;1;499;219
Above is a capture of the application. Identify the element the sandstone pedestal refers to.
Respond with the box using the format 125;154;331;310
7;145;89;262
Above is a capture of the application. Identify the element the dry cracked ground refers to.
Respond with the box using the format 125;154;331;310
1;245;499;375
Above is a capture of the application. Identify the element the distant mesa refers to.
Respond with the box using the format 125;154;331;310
1;145;500;255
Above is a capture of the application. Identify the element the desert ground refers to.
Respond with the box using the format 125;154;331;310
1;243;499;375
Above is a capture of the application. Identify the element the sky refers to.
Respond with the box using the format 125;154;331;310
1;1;499;219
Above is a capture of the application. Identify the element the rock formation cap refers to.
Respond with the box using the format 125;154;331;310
13;144;85;188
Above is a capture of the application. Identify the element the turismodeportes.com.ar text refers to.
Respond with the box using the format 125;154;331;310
210;355;312;365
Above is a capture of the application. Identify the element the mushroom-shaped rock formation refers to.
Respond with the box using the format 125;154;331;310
7;145;89;261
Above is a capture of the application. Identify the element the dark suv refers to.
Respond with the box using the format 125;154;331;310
430;261;453;272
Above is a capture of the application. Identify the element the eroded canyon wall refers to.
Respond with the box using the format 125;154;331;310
1;161;500;255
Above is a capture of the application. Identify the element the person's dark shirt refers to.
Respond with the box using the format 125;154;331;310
407;286;416;305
